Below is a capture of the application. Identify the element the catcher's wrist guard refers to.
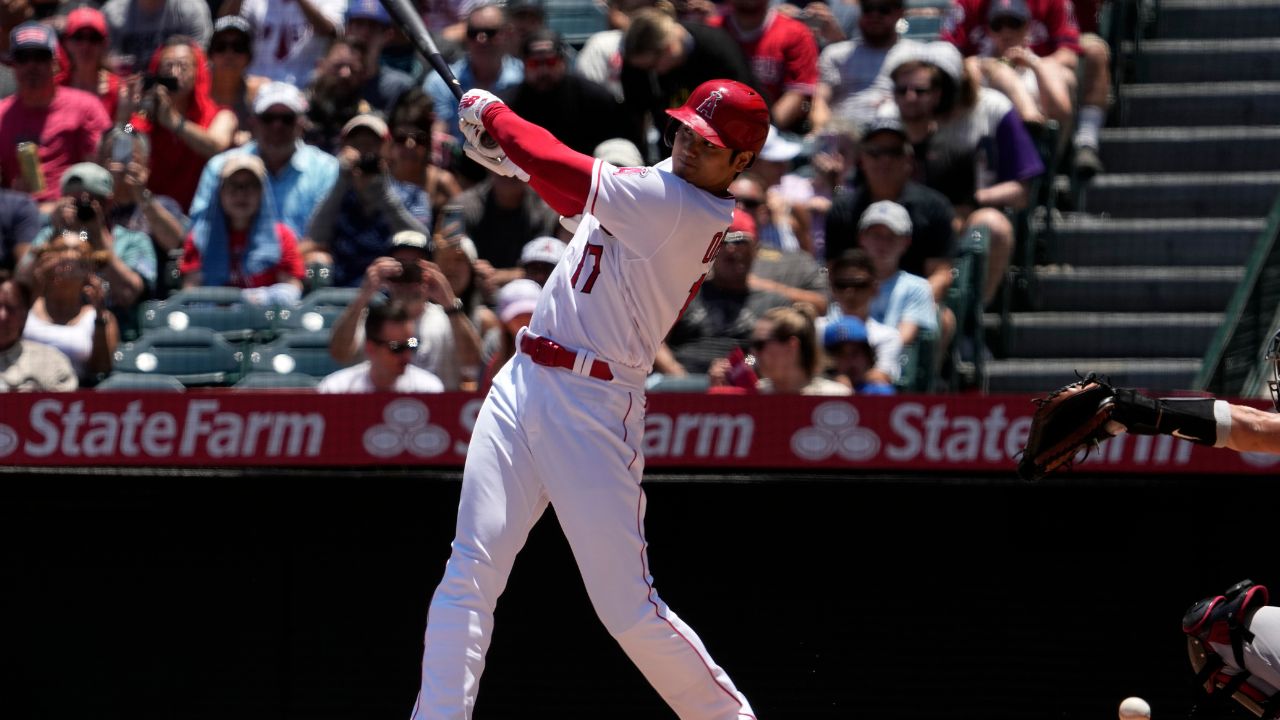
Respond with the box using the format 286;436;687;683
1112;391;1230;447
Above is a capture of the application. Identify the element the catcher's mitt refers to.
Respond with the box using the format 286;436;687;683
1017;373;1120;481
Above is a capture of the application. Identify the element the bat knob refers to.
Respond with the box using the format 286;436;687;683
479;131;499;150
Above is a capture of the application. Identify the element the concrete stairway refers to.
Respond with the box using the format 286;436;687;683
985;0;1280;392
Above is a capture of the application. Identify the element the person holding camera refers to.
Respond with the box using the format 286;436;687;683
19;162;157;339
302;113;432;288
328;231;485;392
96;126;189;255
318;298;445;393
178;153;304;306
22;231;120;384
123;36;238;211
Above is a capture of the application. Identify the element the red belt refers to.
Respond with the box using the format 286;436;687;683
519;334;614;381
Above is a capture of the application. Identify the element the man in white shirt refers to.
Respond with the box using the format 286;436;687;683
318;299;444;393
225;0;345;86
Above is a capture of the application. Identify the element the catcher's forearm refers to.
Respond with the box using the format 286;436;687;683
1222;403;1280;454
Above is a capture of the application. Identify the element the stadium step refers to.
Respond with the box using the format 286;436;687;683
1118;82;1280;127
1033;266;1242;313
985;358;1202;394
1042;216;1262;267
1129;38;1280;83
1154;0;1280;40
986;312;1222;358
1098;126;1280;173
1082;172;1280;218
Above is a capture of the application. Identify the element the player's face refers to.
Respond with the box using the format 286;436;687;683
671;123;754;194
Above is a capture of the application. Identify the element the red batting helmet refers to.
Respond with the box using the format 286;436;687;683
664;79;770;156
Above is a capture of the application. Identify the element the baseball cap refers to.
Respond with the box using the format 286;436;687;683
593;138;644;168
725;207;756;242
220;153;268;184
9;22;57;58
253;81;308;116
858;200;913;236
391;230;431;255
347;0;392;25
65;8;108;38
861;116;908;143
823;316;870;348
925;41;965;85
497;279;542;324
758;125;803;164
522;28;563;58
989;0;1031;23
212;15;253;38
508;0;545;17
61;162;113;198
341;113;390;140
520;236;566;266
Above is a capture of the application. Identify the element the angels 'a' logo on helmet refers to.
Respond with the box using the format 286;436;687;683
696;90;724;120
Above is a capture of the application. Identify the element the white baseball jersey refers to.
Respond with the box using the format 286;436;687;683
529;157;736;373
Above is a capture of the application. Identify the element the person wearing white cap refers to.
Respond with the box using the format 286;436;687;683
231;0;345;87
187;81;339;242
810;0;918;134
480;277;543;387
301;113;433;288
518;235;566;286
857;199;938;347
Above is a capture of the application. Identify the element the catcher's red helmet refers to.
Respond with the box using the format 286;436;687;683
664;79;769;155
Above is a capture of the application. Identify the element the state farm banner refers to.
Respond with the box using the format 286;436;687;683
0;392;1274;474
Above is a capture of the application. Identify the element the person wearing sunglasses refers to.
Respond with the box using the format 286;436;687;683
187;82;339;242
819;247;901;386
503;28;642;157
225;0;343;87
387;89;462;221
318;298;445;393
55;8;121;122
0;23;113;213
810;0;917;134
730;304;850;395
207;16;269;147
425;4;524;147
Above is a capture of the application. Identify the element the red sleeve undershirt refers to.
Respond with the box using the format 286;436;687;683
482;104;596;217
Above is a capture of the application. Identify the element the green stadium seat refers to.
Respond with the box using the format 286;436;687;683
648;374;711;393
277;287;362;332
944;226;990;390
95;372;187;392
140;286;278;344
233;372;320;390
113;327;245;387
901;14;943;40
896;329;940;393
246;329;351;379
544;0;607;46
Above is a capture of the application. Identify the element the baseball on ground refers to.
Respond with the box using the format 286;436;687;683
1119;696;1151;719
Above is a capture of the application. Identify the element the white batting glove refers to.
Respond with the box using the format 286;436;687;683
464;142;530;182
458;88;503;129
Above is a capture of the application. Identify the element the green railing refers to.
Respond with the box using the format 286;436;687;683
1196;195;1280;396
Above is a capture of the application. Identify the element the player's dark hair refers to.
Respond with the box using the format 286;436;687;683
366;299;413;343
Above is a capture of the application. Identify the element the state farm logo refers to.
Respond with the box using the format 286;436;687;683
0;423;18;457
791;402;879;462
363;398;449;458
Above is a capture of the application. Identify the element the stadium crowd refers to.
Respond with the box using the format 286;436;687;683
0;0;1110;394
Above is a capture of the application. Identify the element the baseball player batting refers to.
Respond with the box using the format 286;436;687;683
408;80;767;719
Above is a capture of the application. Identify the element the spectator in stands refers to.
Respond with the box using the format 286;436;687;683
507;0;552;58
942;0;1110;177
342;0;416;113
23;162;155;338
774;0;862;51
811;0;918;134
0;271;77;390
710;304;850;395
224;0;344;87
55;8;119;121
102;0;211;74
180;153;304;306
207;16;268;148
481;276;539;388
656;208;790;376
821;247;902;386
857;200;937;346
824;117;956;309
0;178;40;272
620;8;758;160
971;0;1071;129
575;0;657;101
0;23;112;212
805;116;861;260
433;228;500;351
329;230;486;392
452;174;561;291
593;137;645;167
822;314;895;394
318;298;445;393
189;82;339;241
424;0;485;47
710;0;819;132
742;129;813;254
426;3;523;146
122;37;237;212
305;38;374;153
304;114;433;288
502;28;642;156
24;231;118;383
518;235;565;287
388;88;462;221
884;42;1044;305
96;127;189;256
727;181;827;311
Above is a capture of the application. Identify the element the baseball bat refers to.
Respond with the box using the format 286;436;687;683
377;0;499;148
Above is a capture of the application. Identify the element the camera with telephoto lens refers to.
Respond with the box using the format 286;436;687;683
391;258;423;285
357;153;382;174
143;75;180;92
